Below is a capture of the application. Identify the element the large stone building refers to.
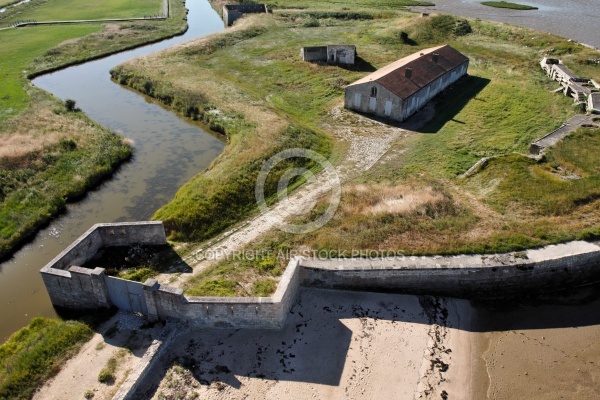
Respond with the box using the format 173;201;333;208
344;45;469;122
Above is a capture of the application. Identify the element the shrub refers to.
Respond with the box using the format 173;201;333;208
64;99;78;112
302;18;320;27
98;357;117;384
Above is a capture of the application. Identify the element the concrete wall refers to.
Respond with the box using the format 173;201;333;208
344;61;468;122
301;45;356;64
223;4;267;26
301;46;327;62
300;241;600;298
328;45;355;65
142;258;302;329
40;222;166;309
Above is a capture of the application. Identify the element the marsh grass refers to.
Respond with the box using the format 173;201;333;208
0;90;132;259
0;317;93;400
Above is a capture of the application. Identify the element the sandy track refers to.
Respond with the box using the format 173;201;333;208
33;312;164;400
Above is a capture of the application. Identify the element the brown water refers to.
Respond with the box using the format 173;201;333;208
0;0;225;342
412;0;600;48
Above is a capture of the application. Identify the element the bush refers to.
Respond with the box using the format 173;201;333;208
453;19;472;36
98;357;117;384
64;99;78;112
302;17;320;27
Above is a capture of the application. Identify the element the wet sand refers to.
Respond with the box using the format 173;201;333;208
132;285;600;399
472;286;600;399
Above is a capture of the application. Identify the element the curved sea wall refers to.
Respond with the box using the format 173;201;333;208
40;222;600;329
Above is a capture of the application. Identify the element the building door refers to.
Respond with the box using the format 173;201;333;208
354;93;361;108
385;100;392;116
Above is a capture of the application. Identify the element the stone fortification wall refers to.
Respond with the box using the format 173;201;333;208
300;241;600;298
142;258;302;329
40;221;600;328
223;4;267;26
40;222;166;309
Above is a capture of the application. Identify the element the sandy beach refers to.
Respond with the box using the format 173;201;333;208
134;288;479;400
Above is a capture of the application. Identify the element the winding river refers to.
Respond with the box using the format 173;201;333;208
1;0;599;343
0;0;225;342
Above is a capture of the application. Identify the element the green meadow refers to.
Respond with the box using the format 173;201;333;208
0;0;162;24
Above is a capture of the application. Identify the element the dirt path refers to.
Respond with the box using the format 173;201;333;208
155;106;414;288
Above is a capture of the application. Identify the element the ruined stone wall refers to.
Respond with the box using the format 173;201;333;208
301;46;327;62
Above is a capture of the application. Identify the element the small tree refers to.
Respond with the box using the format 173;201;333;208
65;99;78;112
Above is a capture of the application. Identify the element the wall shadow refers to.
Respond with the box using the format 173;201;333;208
83;244;192;276
414;75;491;133
337;55;377;72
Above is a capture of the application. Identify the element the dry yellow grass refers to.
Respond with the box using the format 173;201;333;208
343;183;447;216
0;94;100;168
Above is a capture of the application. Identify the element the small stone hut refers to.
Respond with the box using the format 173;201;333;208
301;45;356;65
344;45;469;122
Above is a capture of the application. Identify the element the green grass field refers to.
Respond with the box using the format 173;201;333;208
0;0;162;24
0;25;101;124
481;1;538;10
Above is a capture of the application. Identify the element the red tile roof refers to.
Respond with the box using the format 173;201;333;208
348;45;468;99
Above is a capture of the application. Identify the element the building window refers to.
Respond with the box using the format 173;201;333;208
370;87;377;97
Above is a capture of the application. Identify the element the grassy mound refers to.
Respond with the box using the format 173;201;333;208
115;1;599;295
0;317;93;400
